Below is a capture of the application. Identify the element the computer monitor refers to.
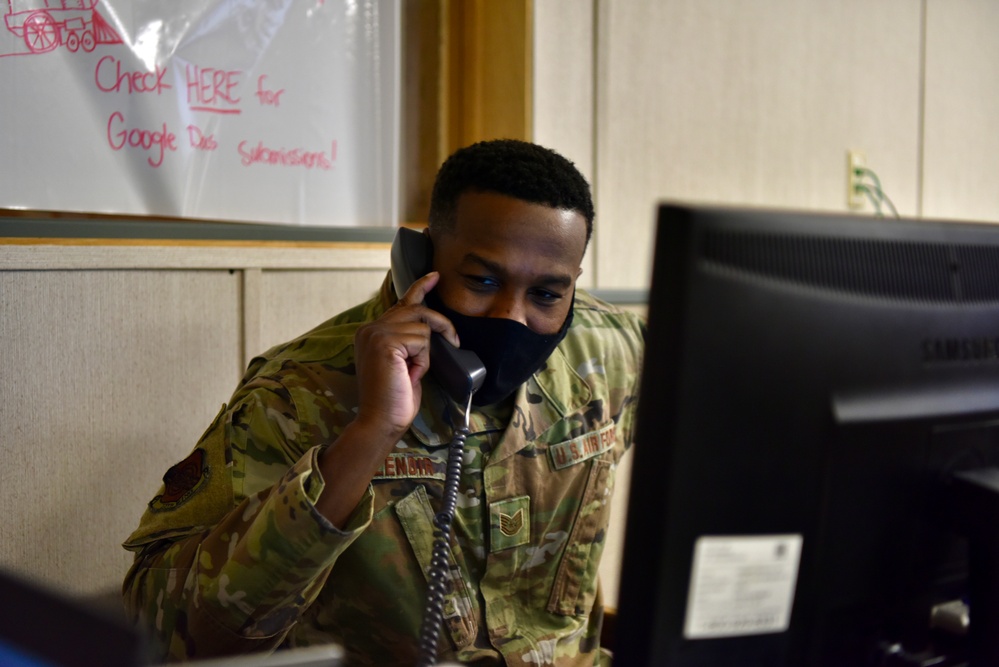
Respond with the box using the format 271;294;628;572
0;569;149;667
0;568;345;667
614;203;999;666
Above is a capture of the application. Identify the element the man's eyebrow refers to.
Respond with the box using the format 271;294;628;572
464;252;574;288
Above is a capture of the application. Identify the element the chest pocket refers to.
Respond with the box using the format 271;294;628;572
395;485;479;650
547;456;616;617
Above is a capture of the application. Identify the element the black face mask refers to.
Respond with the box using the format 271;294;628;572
424;290;574;406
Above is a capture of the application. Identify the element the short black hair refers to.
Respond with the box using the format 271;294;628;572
427;139;594;244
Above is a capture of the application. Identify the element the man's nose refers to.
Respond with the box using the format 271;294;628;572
485;294;528;326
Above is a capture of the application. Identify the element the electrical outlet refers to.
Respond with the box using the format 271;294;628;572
847;150;866;209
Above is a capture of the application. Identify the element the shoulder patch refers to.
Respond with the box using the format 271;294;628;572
149;448;210;512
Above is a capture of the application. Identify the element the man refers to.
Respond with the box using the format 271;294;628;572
122;139;645;666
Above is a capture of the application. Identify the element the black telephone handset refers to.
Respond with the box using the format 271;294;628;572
390;227;484;667
390;227;486;404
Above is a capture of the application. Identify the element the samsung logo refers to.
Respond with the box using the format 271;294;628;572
923;337;999;363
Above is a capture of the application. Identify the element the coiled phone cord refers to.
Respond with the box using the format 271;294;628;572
415;394;473;667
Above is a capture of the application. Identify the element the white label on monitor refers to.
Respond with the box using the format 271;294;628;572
683;534;803;639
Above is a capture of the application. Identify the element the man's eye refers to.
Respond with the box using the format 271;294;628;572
531;289;562;305
464;275;498;290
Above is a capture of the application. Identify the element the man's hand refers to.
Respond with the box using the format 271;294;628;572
352;271;459;440
315;272;458;527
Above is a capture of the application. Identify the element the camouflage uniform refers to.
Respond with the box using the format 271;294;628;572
122;274;645;666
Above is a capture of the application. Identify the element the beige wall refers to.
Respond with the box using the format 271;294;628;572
923;0;999;221
535;0;999;291
532;0;597;287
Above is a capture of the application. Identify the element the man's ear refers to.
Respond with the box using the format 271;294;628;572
423;227;436;260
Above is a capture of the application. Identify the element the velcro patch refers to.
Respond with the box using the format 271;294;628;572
548;422;617;471
149;448;209;512
373;453;446;481
489;496;531;552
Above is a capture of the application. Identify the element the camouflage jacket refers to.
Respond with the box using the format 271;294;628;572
122;274;645;666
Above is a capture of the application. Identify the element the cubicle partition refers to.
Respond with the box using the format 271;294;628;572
0;219;392;601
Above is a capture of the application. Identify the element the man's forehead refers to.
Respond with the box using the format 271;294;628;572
448;193;587;252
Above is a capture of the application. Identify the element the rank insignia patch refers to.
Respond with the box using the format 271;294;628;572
499;508;525;537
490;496;531;552
149;448;210;512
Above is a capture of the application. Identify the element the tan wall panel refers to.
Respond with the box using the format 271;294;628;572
0;270;242;596
533;0;597;287
923;0;999;222
257;269;391;354
593;0;922;288
533;0;595;184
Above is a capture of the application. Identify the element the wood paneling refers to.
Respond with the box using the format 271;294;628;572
401;0;533;223
401;0;448;224
447;0;533;149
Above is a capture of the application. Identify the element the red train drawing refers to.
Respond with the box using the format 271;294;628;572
5;0;121;54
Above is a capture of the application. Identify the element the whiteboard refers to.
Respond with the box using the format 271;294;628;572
0;0;399;227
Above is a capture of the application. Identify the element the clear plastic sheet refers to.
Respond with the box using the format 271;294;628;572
0;0;399;226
